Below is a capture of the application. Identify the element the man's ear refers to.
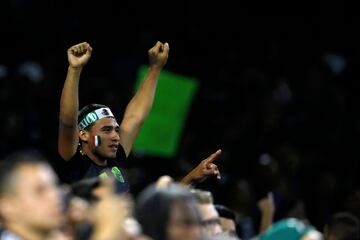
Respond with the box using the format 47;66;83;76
79;130;90;142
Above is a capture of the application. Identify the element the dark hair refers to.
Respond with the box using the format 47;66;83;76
78;103;111;130
69;177;101;203
325;211;360;240
135;183;200;240
0;149;48;196
215;204;236;222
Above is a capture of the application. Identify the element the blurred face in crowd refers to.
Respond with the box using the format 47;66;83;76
197;203;222;236
80;117;120;160
167;200;201;240
0;163;63;232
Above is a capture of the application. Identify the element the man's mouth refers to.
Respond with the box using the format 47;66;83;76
109;144;118;151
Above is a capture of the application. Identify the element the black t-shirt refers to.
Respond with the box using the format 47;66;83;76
58;145;129;193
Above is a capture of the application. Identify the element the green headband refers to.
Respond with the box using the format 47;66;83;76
78;107;114;130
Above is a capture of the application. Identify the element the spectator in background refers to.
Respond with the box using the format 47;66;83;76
57;41;169;192
323;211;359;240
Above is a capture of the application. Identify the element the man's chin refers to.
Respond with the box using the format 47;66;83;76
97;152;116;160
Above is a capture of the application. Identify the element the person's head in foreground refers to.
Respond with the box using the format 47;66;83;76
135;182;202;240
0;150;63;240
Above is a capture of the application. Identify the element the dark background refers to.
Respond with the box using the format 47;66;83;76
1;1;360;237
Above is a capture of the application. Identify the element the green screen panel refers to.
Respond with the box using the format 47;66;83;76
133;65;198;157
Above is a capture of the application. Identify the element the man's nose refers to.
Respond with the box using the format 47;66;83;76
111;131;120;140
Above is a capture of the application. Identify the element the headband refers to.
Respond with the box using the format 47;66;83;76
78;107;114;130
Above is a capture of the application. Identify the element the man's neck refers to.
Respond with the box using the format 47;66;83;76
81;145;107;166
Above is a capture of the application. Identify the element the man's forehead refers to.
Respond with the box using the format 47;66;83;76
198;204;219;217
5;164;56;193
95;117;119;127
16;164;55;181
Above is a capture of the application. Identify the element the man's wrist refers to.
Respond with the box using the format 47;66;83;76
68;65;83;72
149;65;163;71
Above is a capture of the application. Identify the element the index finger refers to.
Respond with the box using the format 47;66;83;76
204;149;222;164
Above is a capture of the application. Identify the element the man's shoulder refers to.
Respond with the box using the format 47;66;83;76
55;150;91;184
69;150;88;162
116;144;127;161
56;148;87;163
